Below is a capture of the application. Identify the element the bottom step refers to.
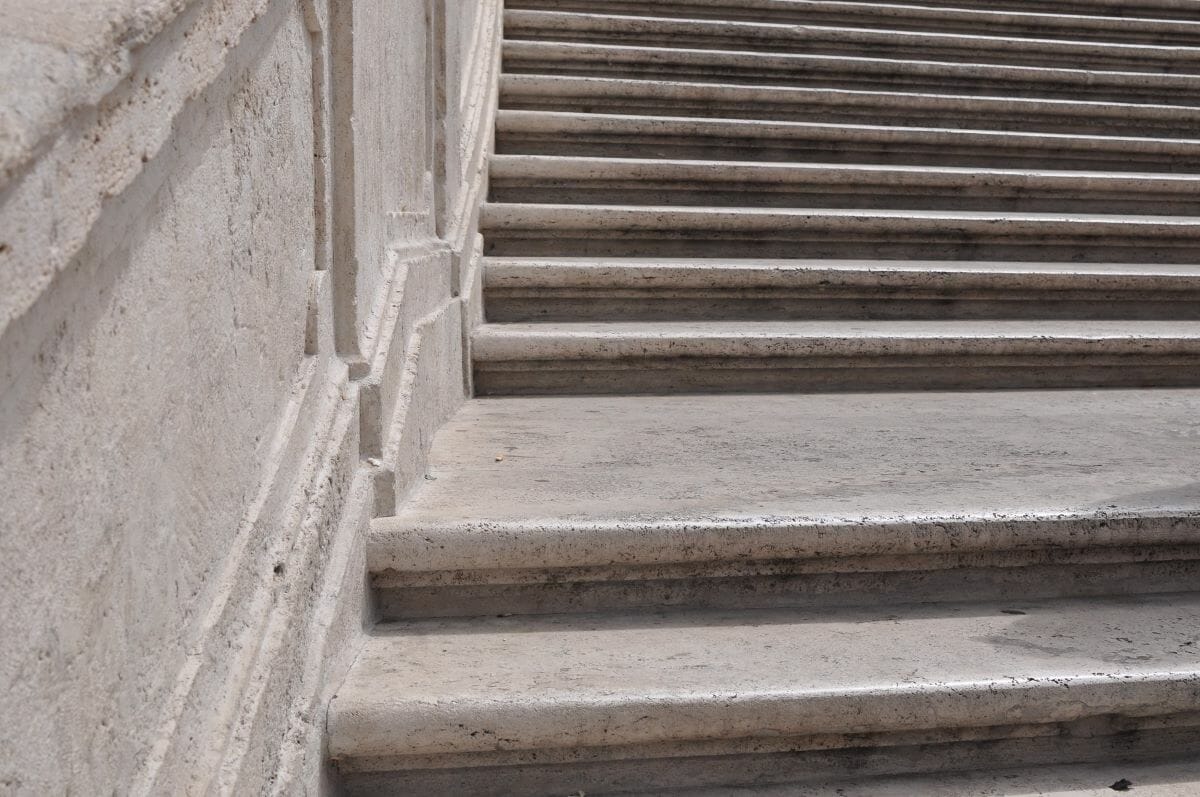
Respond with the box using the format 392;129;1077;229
330;594;1200;795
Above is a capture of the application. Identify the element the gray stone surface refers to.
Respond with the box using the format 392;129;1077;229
472;320;1200;393
483;257;1200;321
503;40;1200;104
500;74;1199;136
374;390;1200;571
489;156;1200;213
367;390;1200;616
482;204;1200;260
495;109;1200;171
329;593;1200;760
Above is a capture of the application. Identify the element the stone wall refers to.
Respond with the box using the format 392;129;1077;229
0;0;499;793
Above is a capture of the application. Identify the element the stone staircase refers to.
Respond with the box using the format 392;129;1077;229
328;1;1200;793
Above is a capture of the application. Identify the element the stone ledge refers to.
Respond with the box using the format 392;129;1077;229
0;0;196;188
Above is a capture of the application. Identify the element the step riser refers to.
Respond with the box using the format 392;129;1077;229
507;1;1200;38
490;185;1198;215
482;207;1200;260
483;261;1200;323
376;550;1200;620
505;15;1200;71
503;51;1200;105
497;133;1200;172
340;715;1200;797
501;96;1197;140
484;237;1200;262
474;359;1200;395
485;296;1200;322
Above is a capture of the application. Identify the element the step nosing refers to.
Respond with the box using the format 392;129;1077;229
368;509;1200;575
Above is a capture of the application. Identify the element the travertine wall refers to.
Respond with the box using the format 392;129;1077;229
0;0;499;793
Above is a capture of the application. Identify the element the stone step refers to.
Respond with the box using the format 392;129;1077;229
500;75;1200;137
482;258;1200;321
471;319;1200;394
502;41;1200;105
494;110;1200;171
505;10;1200;72
507;0;1200;40
368;391;1200;618
329;593;1200;795
481;204;1200;260
488;155;1200;213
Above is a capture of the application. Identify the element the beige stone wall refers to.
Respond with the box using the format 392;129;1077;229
0;0;499;793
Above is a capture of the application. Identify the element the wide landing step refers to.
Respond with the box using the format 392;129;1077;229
370;390;1200;617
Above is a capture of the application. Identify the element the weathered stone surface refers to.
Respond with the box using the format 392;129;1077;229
368;390;1200;614
0;0;498;793
376;389;1200;558
329;595;1200;774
